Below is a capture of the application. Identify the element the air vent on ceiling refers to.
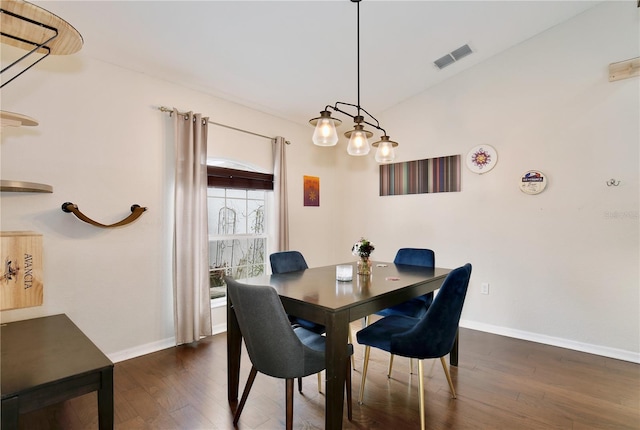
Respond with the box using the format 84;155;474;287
434;44;473;70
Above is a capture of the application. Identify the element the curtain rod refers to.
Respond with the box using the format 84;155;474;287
158;106;290;144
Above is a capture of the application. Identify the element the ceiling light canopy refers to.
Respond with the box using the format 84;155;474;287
309;0;398;163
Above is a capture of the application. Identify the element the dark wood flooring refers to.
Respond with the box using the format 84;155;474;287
17;327;640;429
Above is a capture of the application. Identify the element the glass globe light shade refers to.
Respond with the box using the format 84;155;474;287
312;116;339;146
374;137;396;163
346;125;371;156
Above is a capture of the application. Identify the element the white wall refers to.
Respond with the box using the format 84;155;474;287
0;45;344;360
337;1;639;362
1;1;637;364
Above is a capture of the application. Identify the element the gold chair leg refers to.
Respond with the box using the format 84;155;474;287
348;330;355;370
317;371;322;392
358;346;371;404
418;360;426;430
440;356;456;398
345;360;353;420
410;358;414;374
387;354;394;378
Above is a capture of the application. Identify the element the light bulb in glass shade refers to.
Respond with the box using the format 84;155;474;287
375;140;395;163
312;117;338;146
373;135;398;163
346;126;370;156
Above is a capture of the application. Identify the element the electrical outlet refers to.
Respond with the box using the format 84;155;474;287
481;282;490;295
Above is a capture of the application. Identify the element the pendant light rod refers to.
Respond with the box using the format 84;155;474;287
309;0;398;162
355;0;361;119
321;102;386;136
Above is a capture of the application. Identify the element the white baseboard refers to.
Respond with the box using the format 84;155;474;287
212;322;227;336
109;324;227;363
108;337;176;363
109;320;639;365
460;319;640;364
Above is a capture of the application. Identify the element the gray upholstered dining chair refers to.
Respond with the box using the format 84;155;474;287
356;263;472;430
225;276;353;430
270;250;356;374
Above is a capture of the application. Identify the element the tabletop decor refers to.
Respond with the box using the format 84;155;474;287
352;238;375;276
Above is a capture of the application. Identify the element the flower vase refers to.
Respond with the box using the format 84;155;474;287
357;257;372;276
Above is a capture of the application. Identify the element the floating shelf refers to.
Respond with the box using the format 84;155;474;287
1;180;53;193
0;110;38;127
0;0;83;55
1;0;84;88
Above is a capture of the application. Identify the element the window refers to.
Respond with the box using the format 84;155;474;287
207;165;273;305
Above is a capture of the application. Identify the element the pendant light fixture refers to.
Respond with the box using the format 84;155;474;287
309;0;398;163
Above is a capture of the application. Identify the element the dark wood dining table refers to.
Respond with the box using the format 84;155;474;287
227;262;452;430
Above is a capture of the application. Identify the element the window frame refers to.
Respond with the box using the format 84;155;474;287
207;166;272;307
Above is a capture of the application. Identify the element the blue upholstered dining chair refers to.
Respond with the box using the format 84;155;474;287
368;248;436;377
270;251;356;375
269;251;325;334
377;248;436;318
356;263;472;430
226;276;353;429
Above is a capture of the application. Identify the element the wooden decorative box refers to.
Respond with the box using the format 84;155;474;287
1;231;43;310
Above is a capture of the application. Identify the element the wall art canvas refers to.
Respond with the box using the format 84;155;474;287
303;175;320;206
380;155;461;196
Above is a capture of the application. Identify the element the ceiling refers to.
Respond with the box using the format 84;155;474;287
27;0;602;126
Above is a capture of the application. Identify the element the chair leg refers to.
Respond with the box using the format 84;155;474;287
298;377;302;393
285;379;294;430
233;366;258;425
317;371;322;392
440;356;457;398
418;360;426;430
410;358;414;374
348;330;356;370
387;354;394;378
358;346;371;404
345;359;353;420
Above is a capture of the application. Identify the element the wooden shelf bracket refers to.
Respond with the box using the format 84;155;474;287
61;202;147;228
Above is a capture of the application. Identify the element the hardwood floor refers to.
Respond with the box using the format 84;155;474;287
18;327;639;429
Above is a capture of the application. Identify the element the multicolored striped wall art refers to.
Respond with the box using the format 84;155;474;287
379;155;461;196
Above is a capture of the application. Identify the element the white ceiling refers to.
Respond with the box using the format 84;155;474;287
29;0;602;126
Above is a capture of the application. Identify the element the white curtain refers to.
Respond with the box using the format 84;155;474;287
273;136;289;251
172;109;212;344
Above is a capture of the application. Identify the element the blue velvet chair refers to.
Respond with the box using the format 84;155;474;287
356;263;472;430
269;251;325;334
226;276;353;429
377;248;436;318
370;248;435;376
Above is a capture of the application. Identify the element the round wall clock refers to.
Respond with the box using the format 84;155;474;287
519;170;547;195
466;144;498;174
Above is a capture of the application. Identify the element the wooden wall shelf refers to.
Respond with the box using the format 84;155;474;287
0;110;38;127
1;180;53;193
1;0;83;55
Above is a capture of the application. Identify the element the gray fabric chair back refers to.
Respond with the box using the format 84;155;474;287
225;276;325;379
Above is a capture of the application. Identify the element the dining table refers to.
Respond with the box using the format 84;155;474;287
227;261;453;430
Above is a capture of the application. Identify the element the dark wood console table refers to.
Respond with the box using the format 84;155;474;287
1;314;114;429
